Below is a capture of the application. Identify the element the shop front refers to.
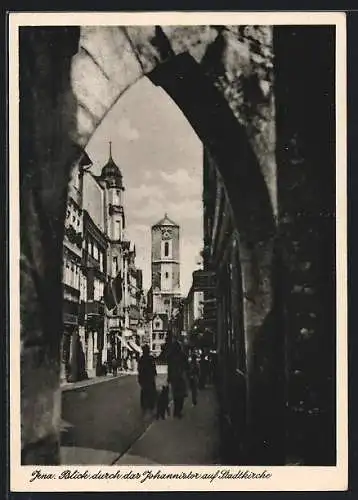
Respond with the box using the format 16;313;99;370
85;309;105;377
61;301;85;383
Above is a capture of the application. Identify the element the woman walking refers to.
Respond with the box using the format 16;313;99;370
167;340;189;418
138;345;157;414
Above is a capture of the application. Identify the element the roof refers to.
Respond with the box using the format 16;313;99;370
99;142;123;188
152;313;169;330
152;213;178;228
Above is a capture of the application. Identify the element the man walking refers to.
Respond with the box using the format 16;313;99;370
138;344;157;414
167;340;189;418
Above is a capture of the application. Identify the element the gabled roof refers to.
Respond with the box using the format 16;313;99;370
152;213;178;228
152;313;169;330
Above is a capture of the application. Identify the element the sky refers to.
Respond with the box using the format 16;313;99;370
86;76;203;296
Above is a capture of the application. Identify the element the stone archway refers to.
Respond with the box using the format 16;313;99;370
20;25;277;464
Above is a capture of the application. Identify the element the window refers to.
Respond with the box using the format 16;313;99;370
159;333;165;340
155;321;160;329
152;343;156;351
113;190;120;205
165;272;169;279
94;279;104;301
164;242;169;257
93;243;98;260
115;220;121;240
113;256;118;275
164;299;170;305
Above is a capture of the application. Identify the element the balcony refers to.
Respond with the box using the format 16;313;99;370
63;312;78;325
83;252;100;270
108;317;121;329
63;283;80;299
85;301;104;316
64;225;83;250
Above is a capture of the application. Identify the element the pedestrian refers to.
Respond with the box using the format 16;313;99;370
111;357;118;377
188;352;199;406
210;349;218;387
138;344;157;414
167;340;189;419
132;354;138;373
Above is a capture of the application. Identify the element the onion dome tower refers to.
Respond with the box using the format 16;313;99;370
99;141;124;190
97;141;125;248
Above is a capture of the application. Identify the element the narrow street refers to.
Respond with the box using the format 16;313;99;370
61;371;219;465
61;373;166;465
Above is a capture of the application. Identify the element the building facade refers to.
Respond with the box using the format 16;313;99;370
61;152;90;382
182;278;204;348
61;144;144;380
81;210;107;377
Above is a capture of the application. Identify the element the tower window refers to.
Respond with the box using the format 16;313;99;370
164;242;169;257
113;256;118;275
165;272;169;279
115;220;121;240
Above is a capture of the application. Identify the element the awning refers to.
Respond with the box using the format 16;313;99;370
128;340;142;354
117;335;133;351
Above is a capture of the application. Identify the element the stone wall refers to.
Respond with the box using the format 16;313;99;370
274;26;336;465
20;27;81;464
73;25;276;214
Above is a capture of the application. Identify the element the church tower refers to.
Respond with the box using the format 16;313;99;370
97;142;125;360
97;141;125;249
150;214;181;357
151;214;181;317
97;142;125;285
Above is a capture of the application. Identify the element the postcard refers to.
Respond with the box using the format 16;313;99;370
8;11;347;492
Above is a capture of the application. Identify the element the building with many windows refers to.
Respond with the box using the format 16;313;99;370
61;144;144;381
80;210;107;377
61;152;90;382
